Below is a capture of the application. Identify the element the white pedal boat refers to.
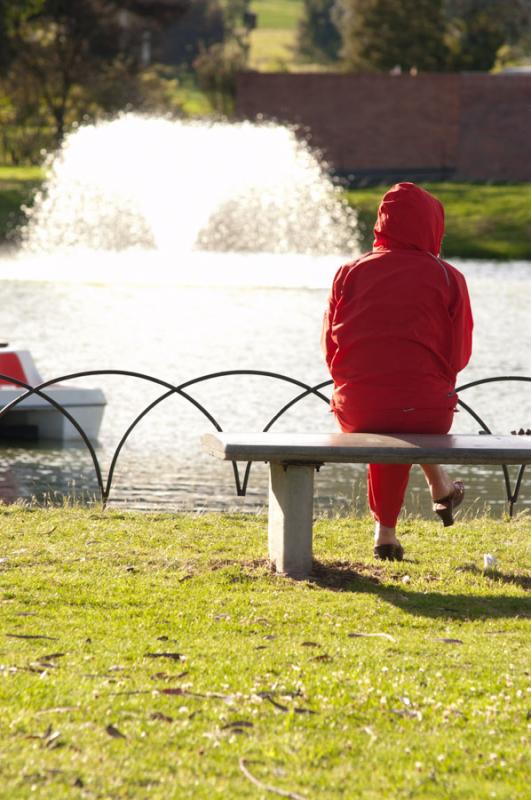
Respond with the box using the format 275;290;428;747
0;348;106;442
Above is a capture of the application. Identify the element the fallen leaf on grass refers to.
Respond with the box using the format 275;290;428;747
301;641;321;648
390;708;423;720
348;632;396;642
310;654;333;663
150;712;174;723
222;720;254;730
24;725;62;749
239;758;307;800
256;689;303;699
263;695;317;715
145;652;184;661
221;725;251;735
105;724;126;739
44;730;62;749
150;670;188;681
264;695;289;712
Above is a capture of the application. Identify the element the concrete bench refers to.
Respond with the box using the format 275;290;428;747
201;432;531;578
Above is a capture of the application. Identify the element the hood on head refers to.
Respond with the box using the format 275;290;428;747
373;182;444;256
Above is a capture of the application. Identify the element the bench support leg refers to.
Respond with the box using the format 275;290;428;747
268;462;314;578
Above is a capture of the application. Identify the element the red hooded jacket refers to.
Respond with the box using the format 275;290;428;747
322;183;473;421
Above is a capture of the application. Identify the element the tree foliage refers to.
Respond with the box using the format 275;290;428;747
159;0;225;67
445;0;531;70
0;0;189;153
336;0;450;72
333;0;531;73
297;0;342;62
192;1;252;113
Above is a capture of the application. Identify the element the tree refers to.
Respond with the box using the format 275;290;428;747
297;0;342;63
192;1;252;114
444;0;531;71
0;1;189;146
158;0;225;67
336;0;450;72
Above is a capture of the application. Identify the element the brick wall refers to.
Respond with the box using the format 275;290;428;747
457;74;531;181
235;72;531;182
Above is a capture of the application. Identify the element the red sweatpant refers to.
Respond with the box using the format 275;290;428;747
335;406;455;527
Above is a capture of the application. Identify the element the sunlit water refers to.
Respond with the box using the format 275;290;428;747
1;253;530;518
1;116;530;518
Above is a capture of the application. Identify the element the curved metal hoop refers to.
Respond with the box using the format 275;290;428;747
455;376;531;516
0;373;105;498
0;370;529;513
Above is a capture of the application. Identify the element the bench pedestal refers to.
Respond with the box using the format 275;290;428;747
268;463;314;578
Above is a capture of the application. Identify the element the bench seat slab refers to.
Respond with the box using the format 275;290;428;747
202;432;531;465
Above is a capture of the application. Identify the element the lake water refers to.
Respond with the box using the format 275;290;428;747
1;250;530;518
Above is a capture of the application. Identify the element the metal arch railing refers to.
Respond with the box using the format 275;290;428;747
454;376;531;516
0;369;332;506
0;370;529;514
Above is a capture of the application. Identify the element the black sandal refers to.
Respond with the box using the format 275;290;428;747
433;481;465;527
374;543;404;561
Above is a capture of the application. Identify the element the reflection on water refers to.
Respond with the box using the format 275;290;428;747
0;253;530;516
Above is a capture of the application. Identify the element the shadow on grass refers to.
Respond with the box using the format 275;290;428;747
309;560;531;620
457;564;531;591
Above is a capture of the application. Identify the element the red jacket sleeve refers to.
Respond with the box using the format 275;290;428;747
321;265;347;368
449;267;473;373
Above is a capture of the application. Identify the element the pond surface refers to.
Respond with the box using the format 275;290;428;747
0;251;530;518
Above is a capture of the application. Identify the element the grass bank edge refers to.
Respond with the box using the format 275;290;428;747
2;167;531;259
346;182;531;260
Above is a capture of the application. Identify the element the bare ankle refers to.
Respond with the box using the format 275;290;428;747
374;523;399;546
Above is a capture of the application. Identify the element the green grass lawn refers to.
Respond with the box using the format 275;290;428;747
250;0;303;29
248;1;304;70
346;183;531;260
0;506;529;798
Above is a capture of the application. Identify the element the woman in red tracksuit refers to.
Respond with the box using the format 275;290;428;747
322;182;473;560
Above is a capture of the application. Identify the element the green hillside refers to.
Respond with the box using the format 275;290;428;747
249;0;304;70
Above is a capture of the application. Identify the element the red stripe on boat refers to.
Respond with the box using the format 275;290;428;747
0;353;29;386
